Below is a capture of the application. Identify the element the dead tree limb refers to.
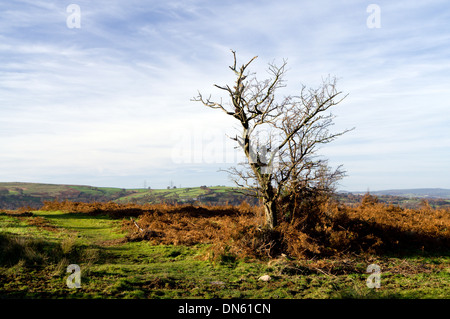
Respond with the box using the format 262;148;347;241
130;217;144;232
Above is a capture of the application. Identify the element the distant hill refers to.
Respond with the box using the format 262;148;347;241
0;182;258;210
0;182;130;209
350;188;450;199
1;182;449;210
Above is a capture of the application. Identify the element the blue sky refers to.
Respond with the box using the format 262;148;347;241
1;0;449;191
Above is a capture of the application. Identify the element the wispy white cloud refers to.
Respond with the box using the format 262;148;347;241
0;0;449;189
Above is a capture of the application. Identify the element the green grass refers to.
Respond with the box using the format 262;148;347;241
33;211;125;244
1;210;449;299
115;186;241;203
68;185;125;196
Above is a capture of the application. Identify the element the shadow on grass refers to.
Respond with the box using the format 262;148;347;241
0;232;104;268
331;286;404;299
339;216;450;258
36;212;113;221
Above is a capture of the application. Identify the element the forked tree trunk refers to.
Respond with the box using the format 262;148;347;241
263;199;277;229
195;51;349;234
259;175;277;229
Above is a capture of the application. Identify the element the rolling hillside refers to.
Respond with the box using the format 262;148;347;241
0;182;258;210
1;182;450;210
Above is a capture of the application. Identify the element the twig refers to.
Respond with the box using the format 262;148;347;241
313;267;335;277
130;217;144;232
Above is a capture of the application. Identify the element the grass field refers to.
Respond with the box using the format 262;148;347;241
1;200;449;299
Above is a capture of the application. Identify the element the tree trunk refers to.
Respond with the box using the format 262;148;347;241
259;176;277;229
263;199;277;229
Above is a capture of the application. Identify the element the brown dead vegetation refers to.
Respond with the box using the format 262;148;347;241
26;216;60;232
39;194;450;260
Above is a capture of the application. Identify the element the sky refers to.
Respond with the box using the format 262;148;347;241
1;0;449;191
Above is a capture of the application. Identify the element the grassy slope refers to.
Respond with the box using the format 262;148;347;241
1;210;449;299
0;183;246;207
115;186;240;203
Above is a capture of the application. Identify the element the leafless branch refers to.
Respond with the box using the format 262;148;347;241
193;51;352;229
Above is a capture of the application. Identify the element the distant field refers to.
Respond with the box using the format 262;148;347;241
0;183;257;210
116;186;245;203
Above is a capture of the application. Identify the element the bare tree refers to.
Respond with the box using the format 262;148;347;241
193;51;352;229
